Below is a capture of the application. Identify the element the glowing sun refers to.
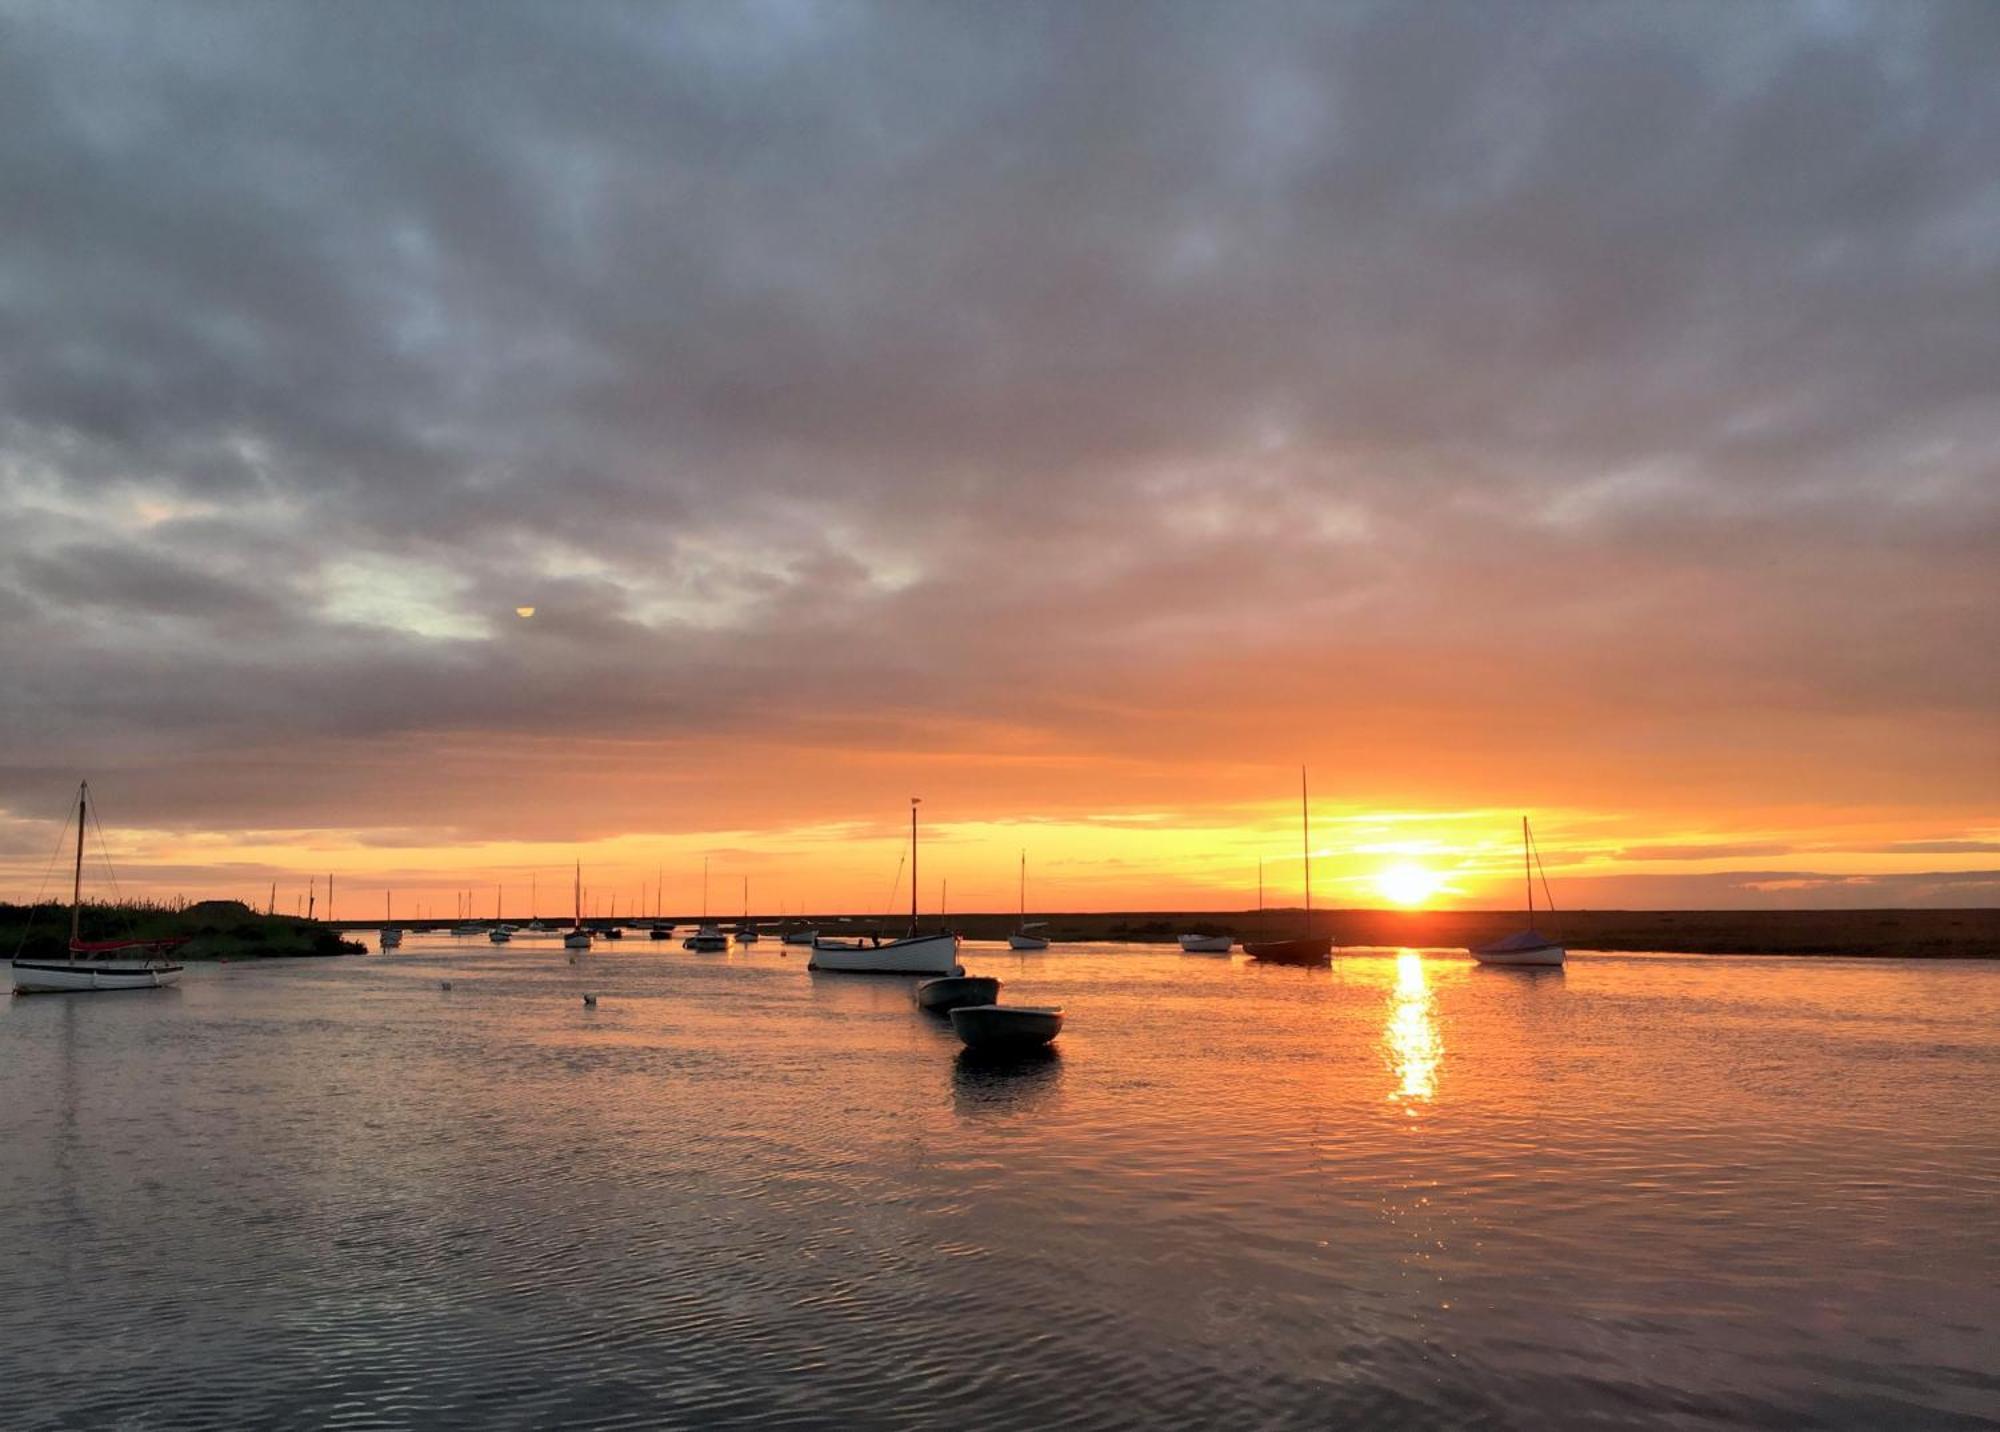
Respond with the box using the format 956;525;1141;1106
1377;863;1442;907
515;606;537;619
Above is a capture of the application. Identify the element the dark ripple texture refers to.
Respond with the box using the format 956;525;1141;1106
2;939;1996;1430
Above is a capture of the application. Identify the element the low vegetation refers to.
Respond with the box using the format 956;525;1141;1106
2;899;365;961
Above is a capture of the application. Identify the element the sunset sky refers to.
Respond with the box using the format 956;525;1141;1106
1;2;1995;913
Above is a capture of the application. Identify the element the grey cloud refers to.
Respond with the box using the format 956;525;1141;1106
0;0;1995;843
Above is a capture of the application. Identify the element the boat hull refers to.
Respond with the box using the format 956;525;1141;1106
781;930;818;946
1470;939;1566;967
12;959;184;994
1177;933;1233;953
1007;934;1050;950
915;975;1002;1011
379;929;404;949
949;1003;1063;1049
1244;936;1334;966
809;932;962;976
563;932;592;950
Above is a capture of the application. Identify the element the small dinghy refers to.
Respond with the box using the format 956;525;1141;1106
1177;932;1232;953
949;1004;1064;1051
915;974;1001;1012
781;927;819;946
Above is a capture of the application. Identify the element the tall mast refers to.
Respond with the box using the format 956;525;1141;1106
702;856;709;920
1258;857;1263;914
742;875;748;921
328;873;334;923
531;872;537;922
1019;849;1026;925
573;861;581;929
1301;765;1312;935
909;797;921;937
71;781;87;944
1523;816;1533;923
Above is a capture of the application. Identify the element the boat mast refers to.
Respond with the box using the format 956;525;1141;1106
1019;849;1026;927
71;781;87;945
909;797;921;937
1523;816;1533;924
702;856;709;920
1301;765;1312;936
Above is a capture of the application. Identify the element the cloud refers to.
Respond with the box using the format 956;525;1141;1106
0;1;1995;899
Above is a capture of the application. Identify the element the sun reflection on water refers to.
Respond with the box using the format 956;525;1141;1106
1385;950;1441;1109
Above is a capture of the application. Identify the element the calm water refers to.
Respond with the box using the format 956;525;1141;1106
2;937;1996;1430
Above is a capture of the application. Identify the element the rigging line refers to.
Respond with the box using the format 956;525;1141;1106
86;795;138;939
882;850;907;921
1529;822;1561;939
8;800;76;959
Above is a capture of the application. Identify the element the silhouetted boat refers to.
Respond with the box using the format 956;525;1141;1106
1008;851;1050;949
683;924;728;951
1470;817;1566;967
11;782;186;994
563;864;592;951
1244;766;1334;966
781;926;818;946
379;891;403;949
915;974;1001;1011
648;922;674;940
949;1004;1063;1049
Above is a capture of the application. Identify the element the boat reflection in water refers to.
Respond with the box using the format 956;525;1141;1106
950;1044;1064;1118
1383;950;1441;1108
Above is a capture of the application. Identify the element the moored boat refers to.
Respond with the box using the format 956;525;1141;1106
807;798;959;975
1008;852;1050;949
683;924;728;951
562;863;592;951
809;931;961;975
379;891;403;949
781;927;819;946
948;1003;1063;1050
11;782;186;995
1245;766;1335;966
1177;932;1232;953
1470;818;1567;968
915;974;1001;1011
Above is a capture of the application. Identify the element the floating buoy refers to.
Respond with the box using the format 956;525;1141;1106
582;993;598;1006
440;980;453;990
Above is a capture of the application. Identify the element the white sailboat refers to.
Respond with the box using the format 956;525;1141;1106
810;798;962;975
379;890;404;949
684;857;727;949
1470;817;1566;967
11;782;186;994
1008;850;1050;950
563;864;592;950
1177;932;1232;953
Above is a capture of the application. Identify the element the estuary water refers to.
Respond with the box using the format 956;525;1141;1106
1;937;1995;1430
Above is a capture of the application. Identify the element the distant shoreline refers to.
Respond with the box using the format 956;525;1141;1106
331;907;1999;959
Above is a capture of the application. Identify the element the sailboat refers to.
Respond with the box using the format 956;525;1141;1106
487;884;512;942
380;890;404;949
735;877;760;943
1179;862;1240;951
11;782;187;993
1470;818;1567;967
563;864;592;950
1243;767;1334;965
684;856;728;950
526;873;548;932
1008;850;1050;950
810;799;962;975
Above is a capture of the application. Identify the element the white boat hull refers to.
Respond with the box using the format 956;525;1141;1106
379;929;404;949
809;932;962;976
1178;933;1233;953
1470;939;1566;967
781;930;818;946
13;959;184;994
563;932;592;950
1008;934;1050;950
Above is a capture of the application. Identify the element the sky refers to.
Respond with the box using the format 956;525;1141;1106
1;0;1995;915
